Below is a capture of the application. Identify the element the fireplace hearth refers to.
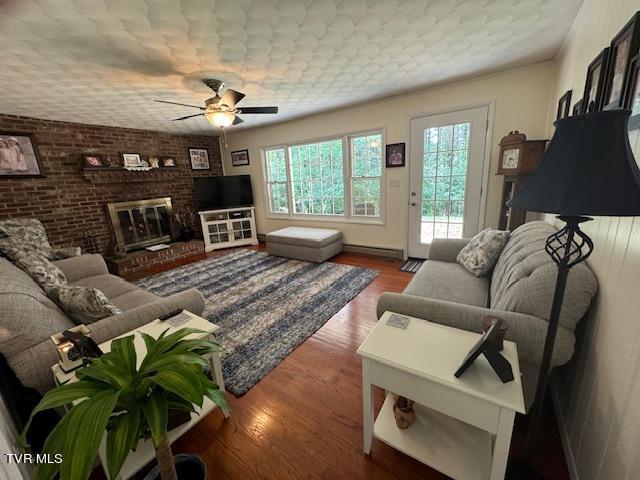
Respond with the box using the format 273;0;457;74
107;197;173;252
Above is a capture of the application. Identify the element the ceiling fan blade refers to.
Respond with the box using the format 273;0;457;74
154;100;205;110
220;89;245;108
232;115;244;125
238;106;278;114
172;113;205;121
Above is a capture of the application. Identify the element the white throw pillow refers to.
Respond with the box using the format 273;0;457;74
48;285;121;324
457;229;510;277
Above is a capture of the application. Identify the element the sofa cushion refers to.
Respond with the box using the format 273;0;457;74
47;285;122;324
490;221;598;329
457;228;510;277
14;251;67;293
0;257;73;357
109;289;159;311
404;260;489;307
72;273;159;311
266;227;342;248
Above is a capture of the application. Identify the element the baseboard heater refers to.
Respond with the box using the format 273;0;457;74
256;234;403;259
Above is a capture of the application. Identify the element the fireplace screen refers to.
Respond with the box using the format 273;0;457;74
107;197;173;251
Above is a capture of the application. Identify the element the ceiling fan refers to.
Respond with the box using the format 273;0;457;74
154;79;278;128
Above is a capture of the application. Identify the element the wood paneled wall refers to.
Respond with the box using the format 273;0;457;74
546;1;640;479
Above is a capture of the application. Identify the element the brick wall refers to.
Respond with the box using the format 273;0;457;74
0;114;222;255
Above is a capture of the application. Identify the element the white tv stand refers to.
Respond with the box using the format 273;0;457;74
199;206;258;252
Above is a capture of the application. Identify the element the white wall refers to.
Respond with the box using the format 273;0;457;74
545;1;640;479
221;62;556;253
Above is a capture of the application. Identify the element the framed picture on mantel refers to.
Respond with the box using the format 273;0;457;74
0;132;44;178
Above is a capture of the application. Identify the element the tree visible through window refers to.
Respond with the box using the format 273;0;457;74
351;134;382;217
262;131;383;220
421;123;469;243
290;139;344;215
265;148;288;214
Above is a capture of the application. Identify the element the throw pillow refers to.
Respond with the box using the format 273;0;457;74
0;237;33;261
457;229;510;277
47;285;121;324
13;251;67;293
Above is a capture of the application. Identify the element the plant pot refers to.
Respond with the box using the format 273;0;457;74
143;453;206;480
178;226;193;242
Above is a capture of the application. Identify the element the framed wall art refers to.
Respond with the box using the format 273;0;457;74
572;99;584;116
0;132;44;178
583;47;610;113
82;154;104;168
556;90;572;121
122;153;143;168
231;149;250;167
160;157;177;168
603;12;640;110
385;143;405;167
624;53;640;129
189;148;210;170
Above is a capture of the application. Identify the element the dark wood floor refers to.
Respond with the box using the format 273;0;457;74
120;248;569;480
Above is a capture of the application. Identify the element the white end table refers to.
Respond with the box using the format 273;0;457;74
51;311;227;480
357;311;525;480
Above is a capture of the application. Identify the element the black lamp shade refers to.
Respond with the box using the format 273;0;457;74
509;110;640;216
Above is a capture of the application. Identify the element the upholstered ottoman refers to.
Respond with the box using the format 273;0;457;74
266;227;343;263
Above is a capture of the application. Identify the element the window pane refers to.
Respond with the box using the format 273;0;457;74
266;148;287;182
268;183;289;214
421;123;470;241
289;138;344;216
350;133;382;217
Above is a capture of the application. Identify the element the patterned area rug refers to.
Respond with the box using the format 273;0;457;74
136;249;379;396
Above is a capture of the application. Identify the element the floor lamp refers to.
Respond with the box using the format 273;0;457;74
508;109;640;469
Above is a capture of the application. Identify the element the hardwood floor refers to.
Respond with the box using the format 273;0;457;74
121;248;568;480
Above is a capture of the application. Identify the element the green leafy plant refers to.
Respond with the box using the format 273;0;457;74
21;328;230;480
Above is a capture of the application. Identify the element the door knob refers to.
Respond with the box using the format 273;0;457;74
410;201;417;206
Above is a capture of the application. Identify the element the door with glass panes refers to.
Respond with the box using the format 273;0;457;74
408;107;488;258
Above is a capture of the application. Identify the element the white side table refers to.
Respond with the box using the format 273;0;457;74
51;311;227;480
357;311;525;480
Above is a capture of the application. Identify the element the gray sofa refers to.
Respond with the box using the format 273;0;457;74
0;253;205;392
377;221;598;410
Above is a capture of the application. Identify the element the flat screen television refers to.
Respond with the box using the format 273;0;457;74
194;175;254;210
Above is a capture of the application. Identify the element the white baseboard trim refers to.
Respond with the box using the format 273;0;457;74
550;375;579;480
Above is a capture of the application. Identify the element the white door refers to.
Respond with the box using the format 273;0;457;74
408;107;488;258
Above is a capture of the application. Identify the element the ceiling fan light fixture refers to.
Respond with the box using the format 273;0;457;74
206;111;235;127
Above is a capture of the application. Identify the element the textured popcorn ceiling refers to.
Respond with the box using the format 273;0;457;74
0;0;583;134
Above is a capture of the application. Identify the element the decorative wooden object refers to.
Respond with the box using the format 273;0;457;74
496;131;547;230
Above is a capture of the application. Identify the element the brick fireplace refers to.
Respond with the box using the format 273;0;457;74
0;114;223;256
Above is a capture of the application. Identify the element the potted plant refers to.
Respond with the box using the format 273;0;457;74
20;328;230;480
174;211;196;242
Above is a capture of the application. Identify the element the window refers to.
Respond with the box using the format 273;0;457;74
350;134;382;217
262;131;383;221
265;148;289;214
290;139;344;215
421;123;469;243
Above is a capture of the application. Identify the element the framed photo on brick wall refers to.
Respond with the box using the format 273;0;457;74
0;132;44;178
189;148;210;170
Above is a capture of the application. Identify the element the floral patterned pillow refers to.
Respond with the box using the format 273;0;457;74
456;229;510;277
47;285;122;324
11;250;67;292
